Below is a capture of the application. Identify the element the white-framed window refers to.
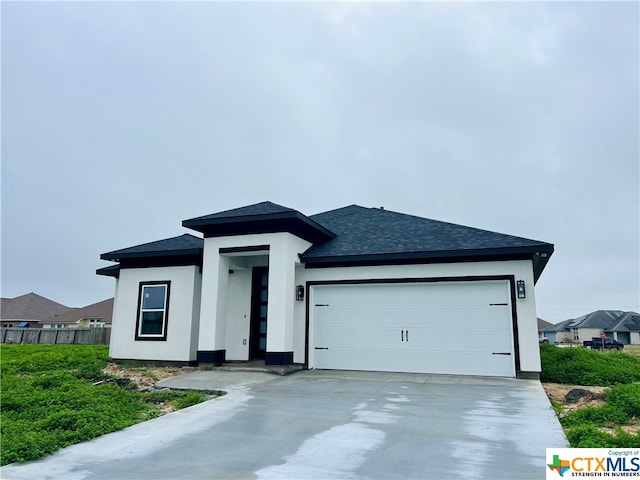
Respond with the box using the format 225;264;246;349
135;281;170;341
572;328;579;341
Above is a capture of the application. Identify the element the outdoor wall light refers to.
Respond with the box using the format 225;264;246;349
296;285;305;302
516;280;526;299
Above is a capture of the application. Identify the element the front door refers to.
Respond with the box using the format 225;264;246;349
250;267;268;360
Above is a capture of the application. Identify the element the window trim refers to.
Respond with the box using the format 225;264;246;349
135;281;171;341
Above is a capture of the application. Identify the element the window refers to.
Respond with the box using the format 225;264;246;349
572;328;579;341
135;282;170;341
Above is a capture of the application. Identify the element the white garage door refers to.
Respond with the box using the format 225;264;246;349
311;280;515;377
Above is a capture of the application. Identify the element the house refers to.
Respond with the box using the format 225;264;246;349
1;292;71;328
537;318;553;336
97;201;554;378
542;310;640;345
41;298;114;329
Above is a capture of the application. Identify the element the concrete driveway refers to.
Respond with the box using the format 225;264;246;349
1;370;567;480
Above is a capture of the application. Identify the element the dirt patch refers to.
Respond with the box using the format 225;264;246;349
543;383;640;436
543;383;606;411
103;363;197;391
101;363;203;415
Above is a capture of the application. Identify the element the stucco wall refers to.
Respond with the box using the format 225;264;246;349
109;265;202;362
199;232;311;358
295;259;543;373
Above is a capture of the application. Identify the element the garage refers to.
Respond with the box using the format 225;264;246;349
310;280;516;377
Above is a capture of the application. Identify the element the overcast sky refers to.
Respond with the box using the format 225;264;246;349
2;1;638;323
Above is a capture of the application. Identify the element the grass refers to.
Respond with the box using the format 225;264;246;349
540;342;640;386
0;344;209;466
540;343;640;447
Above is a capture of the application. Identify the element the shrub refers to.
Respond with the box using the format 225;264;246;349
141;389;207;410
173;391;207;409
540;343;640;385
566;425;640;448
605;383;640;418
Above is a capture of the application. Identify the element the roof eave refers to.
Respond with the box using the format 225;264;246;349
182;212;336;243
303;245;554;270
96;265;120;278
182;211;297;228
100;248;203;262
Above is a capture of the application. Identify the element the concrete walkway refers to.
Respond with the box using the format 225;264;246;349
1;370;568;479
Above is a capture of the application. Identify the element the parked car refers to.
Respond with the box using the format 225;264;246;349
538;336;549;343
582;337;624;351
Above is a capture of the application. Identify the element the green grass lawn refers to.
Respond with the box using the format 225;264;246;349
540;343;640;447
0;344;208;466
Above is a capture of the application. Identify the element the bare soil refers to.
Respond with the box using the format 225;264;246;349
103;363;197;391
542;383;607;411
102;363;199;414
543;383;640;436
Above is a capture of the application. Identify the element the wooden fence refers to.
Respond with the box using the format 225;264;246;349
1;327;111;345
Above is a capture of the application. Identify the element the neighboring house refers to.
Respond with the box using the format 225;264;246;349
542;310;640;345
97;201;554;379
1;292;71;328
41;298;114;329
537;318;552;336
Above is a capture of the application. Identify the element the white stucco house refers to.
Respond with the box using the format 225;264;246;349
97;202;554;379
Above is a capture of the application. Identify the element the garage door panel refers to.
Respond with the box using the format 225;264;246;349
311;281;515;377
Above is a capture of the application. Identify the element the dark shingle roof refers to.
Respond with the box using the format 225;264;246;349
302;205;553;279
542;319;573;332
185;201;298;221
542;310;640;333
99;202;554;280
100;234;203;261
1;293;71;321
182;201;335;243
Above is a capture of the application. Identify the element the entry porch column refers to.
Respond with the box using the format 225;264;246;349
197;241;230;365
265;234;308;365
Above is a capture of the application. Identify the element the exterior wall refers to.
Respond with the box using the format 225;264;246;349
554;331;573;343
577;328;601;343
42;323;76;329
631;332;640;345
109;265;201;362
295;259;542;373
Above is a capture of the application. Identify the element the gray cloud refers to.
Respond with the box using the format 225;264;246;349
2;1;638;322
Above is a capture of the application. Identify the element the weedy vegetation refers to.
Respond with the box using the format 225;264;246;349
540;343;640;447
1;344;212;466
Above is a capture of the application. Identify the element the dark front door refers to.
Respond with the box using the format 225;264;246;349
250;266;268;360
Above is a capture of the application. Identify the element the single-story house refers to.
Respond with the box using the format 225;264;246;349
542;310;640;345
1;292;71;328
41;298;114;329
537;318;552;336
97;202;554;379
